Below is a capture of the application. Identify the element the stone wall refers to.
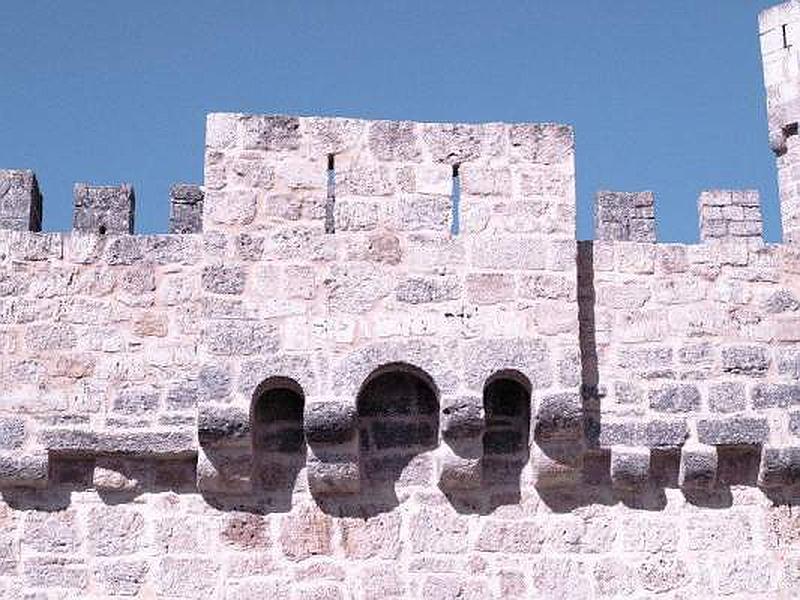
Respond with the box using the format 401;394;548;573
0;2;797;595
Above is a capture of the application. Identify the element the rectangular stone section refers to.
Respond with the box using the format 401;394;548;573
0;169;42;231
169;184;204;233
698;190;763;241
594;191;655;241
73;183;135;234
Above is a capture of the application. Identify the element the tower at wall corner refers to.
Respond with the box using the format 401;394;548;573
760;0;800;242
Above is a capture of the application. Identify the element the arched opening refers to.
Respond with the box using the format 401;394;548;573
250;377;306;490
482;370;531;485
357;363;439;485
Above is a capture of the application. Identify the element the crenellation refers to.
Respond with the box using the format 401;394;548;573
595;190;656;242
699;189;763;241
0;169;42;232
73;183;135;235
169;183;204;233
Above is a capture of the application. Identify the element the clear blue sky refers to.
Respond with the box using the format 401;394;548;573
0;1;783;241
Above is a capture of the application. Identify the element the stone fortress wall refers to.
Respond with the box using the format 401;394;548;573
0;2;799;599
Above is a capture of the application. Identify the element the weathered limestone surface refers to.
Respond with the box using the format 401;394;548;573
0;2;796;596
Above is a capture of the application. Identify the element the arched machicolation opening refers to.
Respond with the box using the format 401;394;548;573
357;363;439;486
482;370;532;485
251;377;306;490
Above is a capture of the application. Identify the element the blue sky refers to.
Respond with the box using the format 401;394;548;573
0;1;783;241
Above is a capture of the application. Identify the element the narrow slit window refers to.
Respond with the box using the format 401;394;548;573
325;154;336;234
451;164;460;235
783;24;791;49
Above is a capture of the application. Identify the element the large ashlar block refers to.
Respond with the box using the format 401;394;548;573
73;183;135;234
0;169;43;231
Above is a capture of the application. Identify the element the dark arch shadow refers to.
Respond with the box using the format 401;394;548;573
198;375;307;514
352;362;440;509
250;376;307;494
482;370;531;499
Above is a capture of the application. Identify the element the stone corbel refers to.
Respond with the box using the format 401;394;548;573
437;395;485;491
304;400;359;495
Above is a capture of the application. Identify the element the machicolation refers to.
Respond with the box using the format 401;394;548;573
0;2;800;598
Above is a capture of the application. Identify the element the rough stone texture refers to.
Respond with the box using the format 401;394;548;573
73;183;135;234
169;183;204;233
699;190;763;241
0;169;42;231
595;190;656;241
0;14;796;592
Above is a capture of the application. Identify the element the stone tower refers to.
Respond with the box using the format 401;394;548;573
761;0;800;241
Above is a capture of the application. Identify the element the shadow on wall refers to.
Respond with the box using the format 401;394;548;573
4;242;800;515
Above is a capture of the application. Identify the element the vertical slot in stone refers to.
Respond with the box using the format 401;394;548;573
451;164;461;235
325;154;336;234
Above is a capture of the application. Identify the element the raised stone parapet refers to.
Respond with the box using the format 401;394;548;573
73;183;135;234
0;169;42;231
699;190;763;241
595;190;656;242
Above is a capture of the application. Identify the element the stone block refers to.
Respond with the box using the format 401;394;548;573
279;505;333;561
509;123;573;164
697;416;770;446
648;384;701;413
368;120;421;161
241;114;300;151
340;513;401;559
610;447;650;489
113;387;160;415
409;507;469;553
751;383;800;408
0;452;48;487
437;453;482;491
40;427;196;458
679;444;718;489
0;416;26;450
395;274;462;304
202;264;246;294
441;396;484;441
304;401;356;445
306;453;359;495
758;446;800;487
23;509;80;553
534;392;582;440
0;169;42;231
86;505;145;556
196;446;252;494
93;560;149;596
198;404;250;447
709;382;747;412
73;183;135;234
721;345;771;375
203;319;280;355
169;183;203;233
156;556;220;597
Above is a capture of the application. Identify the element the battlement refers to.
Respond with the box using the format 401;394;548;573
0;6;798;597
